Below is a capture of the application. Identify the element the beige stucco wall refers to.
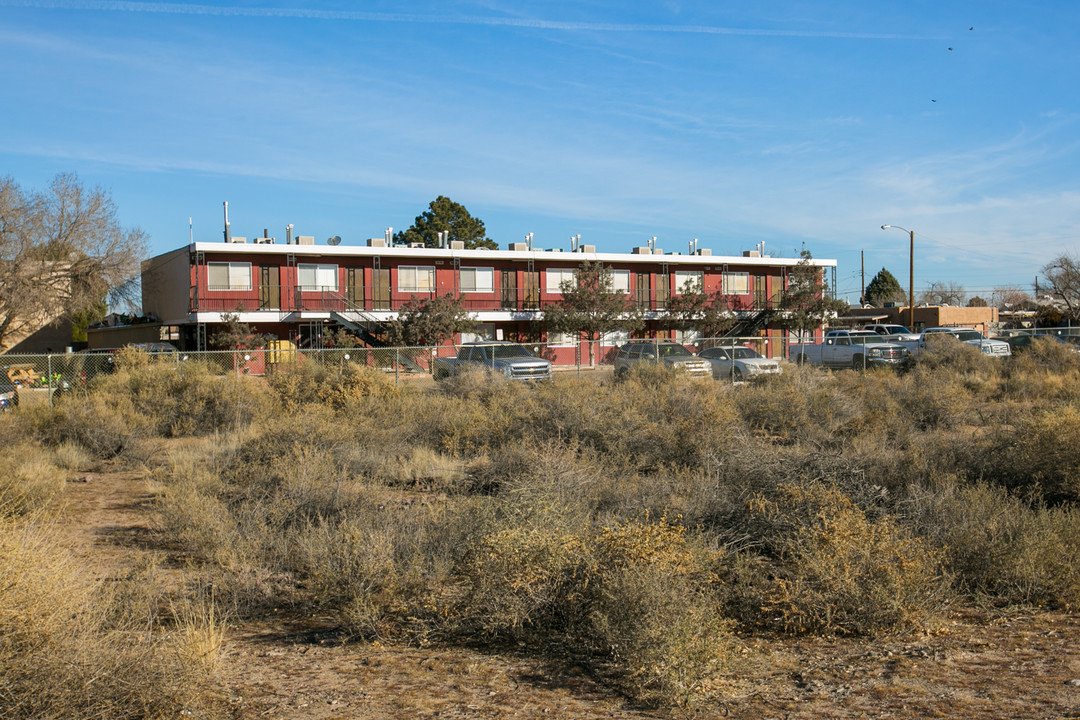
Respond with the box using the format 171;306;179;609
141;248;192;324
872;305;998;333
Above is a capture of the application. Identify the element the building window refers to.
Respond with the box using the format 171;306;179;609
610;269;630;293
548;331;577;345
546;268;576;293
297;264;338;291
460;324;494;344
602;328;630;345
207;262;252;291
398;266;435;292
674;328;700;345
722;271;750;294
675;271;703;294
460;267;494;293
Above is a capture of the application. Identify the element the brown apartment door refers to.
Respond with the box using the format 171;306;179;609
635;272;651;309
655;273;670;310
258;266;280;309
754;275;767;309
346;268;362;305
373;268;390;310
501;270;517;310
523;270;540;310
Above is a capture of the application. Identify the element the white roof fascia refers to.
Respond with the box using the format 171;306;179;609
186;242;836;269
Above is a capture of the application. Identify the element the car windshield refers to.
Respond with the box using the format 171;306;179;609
849;333;886;345
731;348;762;359
883;325;912;333
657;344;692;357
953;330;984;342
488;344;534;359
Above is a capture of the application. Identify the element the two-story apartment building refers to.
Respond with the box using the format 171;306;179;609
136;235;836;358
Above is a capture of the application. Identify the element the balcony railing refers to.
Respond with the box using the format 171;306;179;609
192;285;777;314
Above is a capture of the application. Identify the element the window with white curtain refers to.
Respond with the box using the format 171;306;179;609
297;264;338;291
459;267;494;292
548;331;577;345
546;268;576;293
674;271;703;294
207;262;252;291
722;271;750;294
398;266;435;292
610;269;630;293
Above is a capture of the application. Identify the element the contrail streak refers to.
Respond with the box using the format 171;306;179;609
0;0;938;40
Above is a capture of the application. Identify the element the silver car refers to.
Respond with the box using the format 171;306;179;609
613;341;712;378
699;345;782;381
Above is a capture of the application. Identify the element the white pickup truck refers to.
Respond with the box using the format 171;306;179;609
897;328;1012;358
789;330;912;370
863;323;922;342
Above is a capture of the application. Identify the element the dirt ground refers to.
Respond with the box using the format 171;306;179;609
61;467;1080;720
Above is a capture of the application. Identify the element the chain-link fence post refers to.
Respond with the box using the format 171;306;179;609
395;348;400;385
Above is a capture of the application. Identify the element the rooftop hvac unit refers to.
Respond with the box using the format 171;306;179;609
228;236;247;243
697;248;712;256
743;250;760;257
509;242;528;251
254;237;275;244
581;245;596;253
449;240;465;250
632;247;651;254
368;238;387;247
408;242;425;248
296;235;315;245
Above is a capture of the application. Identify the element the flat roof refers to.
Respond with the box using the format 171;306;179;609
173;241;836;269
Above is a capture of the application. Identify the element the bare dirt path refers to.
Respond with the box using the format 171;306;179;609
57;466;1080;720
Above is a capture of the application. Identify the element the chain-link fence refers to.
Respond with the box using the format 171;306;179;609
0;336;801;409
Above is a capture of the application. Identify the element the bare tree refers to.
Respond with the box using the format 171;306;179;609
994;285;1034;310
1041;255;1080;323
0;174;147;349
918;281;966;306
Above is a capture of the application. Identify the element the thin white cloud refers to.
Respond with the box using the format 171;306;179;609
0;0;941;39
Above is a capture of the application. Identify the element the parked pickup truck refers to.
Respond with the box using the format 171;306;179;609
898;328;1012;359
433;342;553;381
863;323;922;342
789;330;912;370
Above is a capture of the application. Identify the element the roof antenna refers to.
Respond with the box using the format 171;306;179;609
222;201;231;243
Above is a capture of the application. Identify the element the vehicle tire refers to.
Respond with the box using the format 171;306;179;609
732;367;743;381
852;355;865;370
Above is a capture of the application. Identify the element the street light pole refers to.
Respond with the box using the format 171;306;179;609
881;225;915;330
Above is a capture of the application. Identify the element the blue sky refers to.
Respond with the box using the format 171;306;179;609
2;0;1078;304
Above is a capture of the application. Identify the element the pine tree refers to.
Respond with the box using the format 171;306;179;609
864;268;906;306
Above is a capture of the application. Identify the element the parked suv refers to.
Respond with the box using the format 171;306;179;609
613;341;711;378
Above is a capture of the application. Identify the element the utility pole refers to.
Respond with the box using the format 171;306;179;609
860;250;865;306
